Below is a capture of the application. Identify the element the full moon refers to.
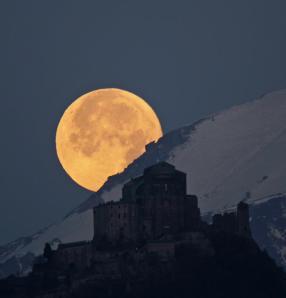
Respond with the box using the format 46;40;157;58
56;88;163;191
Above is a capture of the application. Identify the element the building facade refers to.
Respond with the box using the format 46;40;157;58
48;162;252;273
212;201;252;238
93;162;202;244
53;241;92;271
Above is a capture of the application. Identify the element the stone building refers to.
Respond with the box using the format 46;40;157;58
52;241;92;271
93;201;138;244
93;162;202;244
212;201;252;238
48;162;252;273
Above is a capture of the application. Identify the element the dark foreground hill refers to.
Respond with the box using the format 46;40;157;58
1;232;284;298
72;233;286;298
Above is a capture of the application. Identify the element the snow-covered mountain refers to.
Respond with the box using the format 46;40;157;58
1;90;286;278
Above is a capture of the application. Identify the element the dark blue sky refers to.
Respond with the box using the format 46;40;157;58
1;0;286;244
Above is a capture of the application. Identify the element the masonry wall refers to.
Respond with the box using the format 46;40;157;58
93;163;203;244
53;242;92;271
133;163;189;239
93;202;138;243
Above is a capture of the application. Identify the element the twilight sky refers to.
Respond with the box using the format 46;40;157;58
1;0;286;244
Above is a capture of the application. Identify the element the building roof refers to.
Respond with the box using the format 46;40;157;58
58;241;90;249
144;162;175;175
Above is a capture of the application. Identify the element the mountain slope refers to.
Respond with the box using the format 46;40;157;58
1;90;286;277
89;90;286;213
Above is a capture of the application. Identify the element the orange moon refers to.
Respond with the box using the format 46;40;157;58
56;88;163;191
